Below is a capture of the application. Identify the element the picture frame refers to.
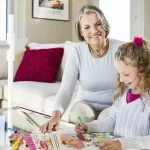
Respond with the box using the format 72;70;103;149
32;0;69;21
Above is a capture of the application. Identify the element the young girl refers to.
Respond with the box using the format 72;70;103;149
75;37;150;150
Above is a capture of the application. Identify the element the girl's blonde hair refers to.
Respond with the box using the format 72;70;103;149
114;39;150;100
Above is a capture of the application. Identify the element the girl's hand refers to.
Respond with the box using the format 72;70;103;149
100;140;122;150
75;123;88;133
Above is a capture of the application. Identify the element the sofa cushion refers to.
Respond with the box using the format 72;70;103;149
14;47;64;83
28;42;64;49
43;95;56;116
4;81;61;112
44;93;77;122
57;41;80;81
44;83;79;122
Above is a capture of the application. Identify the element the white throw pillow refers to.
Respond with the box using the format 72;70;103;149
63;41;81;67
63;41;81;61
64;41;80;53
57;41;81;81
28;42;64;49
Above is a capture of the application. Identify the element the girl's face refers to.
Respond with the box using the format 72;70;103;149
115;60;141;91
80;13;106;47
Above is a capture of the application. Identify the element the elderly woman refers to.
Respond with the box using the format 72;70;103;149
40;4;123;133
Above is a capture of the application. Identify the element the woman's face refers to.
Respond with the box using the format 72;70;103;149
80;13;106;47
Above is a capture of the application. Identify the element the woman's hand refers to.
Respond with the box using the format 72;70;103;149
39;111;61;133
75;123;88;133
100;140;122;150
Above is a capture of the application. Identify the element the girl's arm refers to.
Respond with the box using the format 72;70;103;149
119;135;150;149
86;104;117;133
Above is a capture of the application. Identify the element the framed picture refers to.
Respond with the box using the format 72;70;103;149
32;0;69;21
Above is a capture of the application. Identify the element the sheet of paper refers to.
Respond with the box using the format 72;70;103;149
30;129;112;150
49;132;112;150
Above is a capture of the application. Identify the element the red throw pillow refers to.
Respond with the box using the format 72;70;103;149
14;47;64;83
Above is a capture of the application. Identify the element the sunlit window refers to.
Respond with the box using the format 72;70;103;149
0;0;7;41
99;0;130;42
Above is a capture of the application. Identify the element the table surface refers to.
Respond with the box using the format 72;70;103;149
0;106;75;149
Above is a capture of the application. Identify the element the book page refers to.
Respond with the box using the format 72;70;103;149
27;128;112;150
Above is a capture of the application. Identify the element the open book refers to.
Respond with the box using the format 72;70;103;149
24;128;112;150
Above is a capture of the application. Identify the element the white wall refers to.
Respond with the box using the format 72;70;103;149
144;0;150;40
72;0;87;41
87;0;99;6
130;0;145;40
15;0;26;38
16;0;100;43
16;0;88;43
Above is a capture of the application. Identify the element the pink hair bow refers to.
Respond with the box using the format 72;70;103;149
133;36;143;46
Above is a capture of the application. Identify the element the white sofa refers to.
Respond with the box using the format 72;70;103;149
0;39;80;122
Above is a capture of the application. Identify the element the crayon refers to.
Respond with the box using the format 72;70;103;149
12;139;17;145
10;136;18;143
10;139;17;146
78;117;83;126
9;132;20;139
11;139;21;150
11;136;23;150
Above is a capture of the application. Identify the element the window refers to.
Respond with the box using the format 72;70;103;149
0;0;7;41
99;0;130;41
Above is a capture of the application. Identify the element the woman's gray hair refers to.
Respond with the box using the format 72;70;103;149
75;4;110;41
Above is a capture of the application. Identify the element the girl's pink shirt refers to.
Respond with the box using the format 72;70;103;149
126;89;141;103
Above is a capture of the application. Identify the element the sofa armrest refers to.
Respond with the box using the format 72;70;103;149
0;51;25;80
0;38;27;80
